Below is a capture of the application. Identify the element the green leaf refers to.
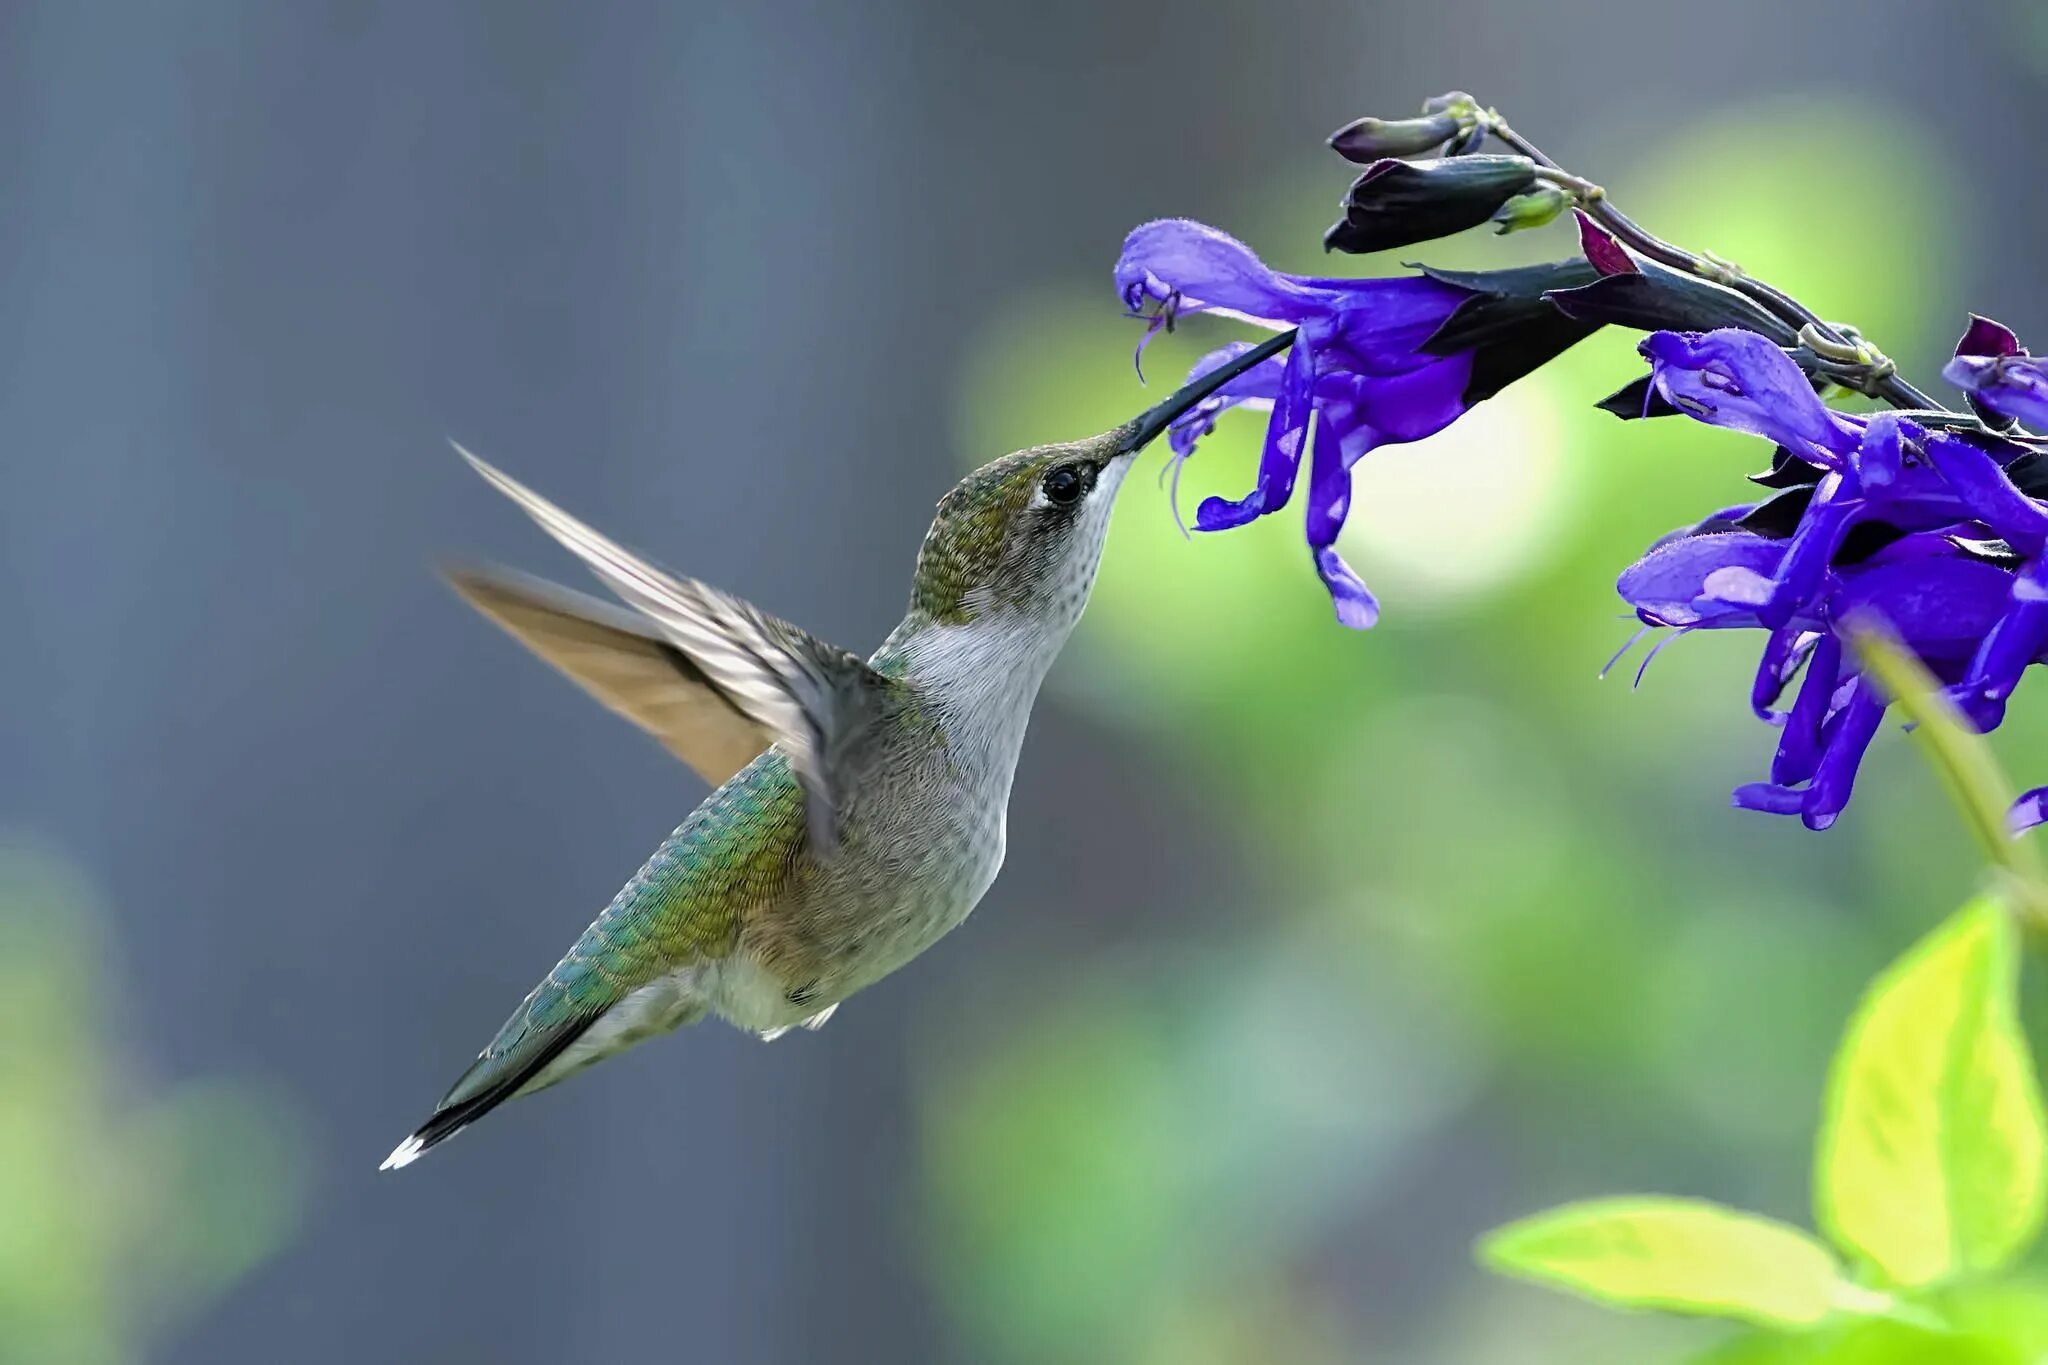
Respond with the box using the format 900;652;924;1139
1479;1197;1853;1329
1816;898;2048;1287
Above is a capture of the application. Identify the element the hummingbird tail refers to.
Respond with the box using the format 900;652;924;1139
378;1009;600;1171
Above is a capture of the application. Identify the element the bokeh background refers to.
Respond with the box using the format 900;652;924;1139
5;2;2048;1361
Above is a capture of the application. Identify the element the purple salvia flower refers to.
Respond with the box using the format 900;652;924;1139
1623;325;2048;831
1621;524;2014;829
1116;218;1595;625
1640;330;1857;469
1943;314;2048;430
1920;431;2048;555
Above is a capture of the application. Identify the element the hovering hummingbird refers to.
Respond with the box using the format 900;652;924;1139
380;331;1294;1170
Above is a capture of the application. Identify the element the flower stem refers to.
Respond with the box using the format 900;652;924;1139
1475;107;1950;414
1845;616;2048;936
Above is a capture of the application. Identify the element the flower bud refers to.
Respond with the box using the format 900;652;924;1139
1328;111;1465;162
1322;155;1539;255
1421;89;1478;115
1490;186;1570;234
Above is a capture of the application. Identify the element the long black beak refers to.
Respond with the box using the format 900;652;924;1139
1113;327;1298;457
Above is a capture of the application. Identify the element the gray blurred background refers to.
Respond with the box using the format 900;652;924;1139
3;3;2044;1362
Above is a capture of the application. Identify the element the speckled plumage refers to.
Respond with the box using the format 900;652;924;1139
383;434;1137;1168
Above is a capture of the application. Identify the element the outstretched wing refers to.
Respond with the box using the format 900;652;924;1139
445;564;774;787
454;444;892;853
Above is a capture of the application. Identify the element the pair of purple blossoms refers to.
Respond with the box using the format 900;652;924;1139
1116;218;2048;832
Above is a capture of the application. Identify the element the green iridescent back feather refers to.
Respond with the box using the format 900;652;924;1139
438;749;805;1109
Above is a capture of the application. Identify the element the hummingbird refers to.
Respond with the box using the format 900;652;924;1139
379;330;1294;1170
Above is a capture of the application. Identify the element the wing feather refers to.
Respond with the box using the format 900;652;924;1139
444;564;773;786
453;444;891;852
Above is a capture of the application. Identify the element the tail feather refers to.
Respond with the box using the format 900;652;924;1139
379;1009;598;1171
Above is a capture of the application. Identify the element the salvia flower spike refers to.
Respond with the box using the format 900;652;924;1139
1112;92;2048;833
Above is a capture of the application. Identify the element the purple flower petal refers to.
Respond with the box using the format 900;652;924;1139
1966;559;2048;703
1341;353;1472;442
1760;475;1857;630
1750;626;1813;719
1700;564;1775;608
1800;681;1885;830
1953;686;2008;733
1771;631;1840;786
1165;342;1285;457
1322;278;1476;375
1921;432;2048;555
1641;329;1856;469
1621;366;2048;831
1732;782;1808;815
1115;219;1341;325
1943;352;2048;429
2011;786;2048;835
1834;556;2016;660
1298;394;1384;628
1312;545;1379;629
1302;405;1356;556
1617;531;1790;628
1851;412;1904;490
1193;331;1318;531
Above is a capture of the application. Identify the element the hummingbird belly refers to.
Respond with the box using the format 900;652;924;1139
711;772;1009;1035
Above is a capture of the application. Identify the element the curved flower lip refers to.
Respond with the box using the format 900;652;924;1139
1617;531;1788;628
1116;219;1350;325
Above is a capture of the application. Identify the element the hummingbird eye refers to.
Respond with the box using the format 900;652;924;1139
1040;464;1088;506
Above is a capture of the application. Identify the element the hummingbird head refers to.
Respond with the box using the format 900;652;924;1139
906;328;1296;632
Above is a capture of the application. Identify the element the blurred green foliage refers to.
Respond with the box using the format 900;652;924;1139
1488;644;2048;1362
1487;898;2048;1361
915;97;2048;1363
0;840;304;1363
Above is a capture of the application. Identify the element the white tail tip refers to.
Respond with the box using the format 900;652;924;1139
379;1135;426;1172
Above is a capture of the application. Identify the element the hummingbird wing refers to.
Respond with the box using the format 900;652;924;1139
454;444;891;854
444;564;775;788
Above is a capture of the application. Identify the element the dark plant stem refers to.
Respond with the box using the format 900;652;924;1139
1478;110;1950;414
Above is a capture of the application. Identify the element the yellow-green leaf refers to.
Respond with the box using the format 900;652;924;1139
1478;1197;1851;1328
1816;898;2047;1287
